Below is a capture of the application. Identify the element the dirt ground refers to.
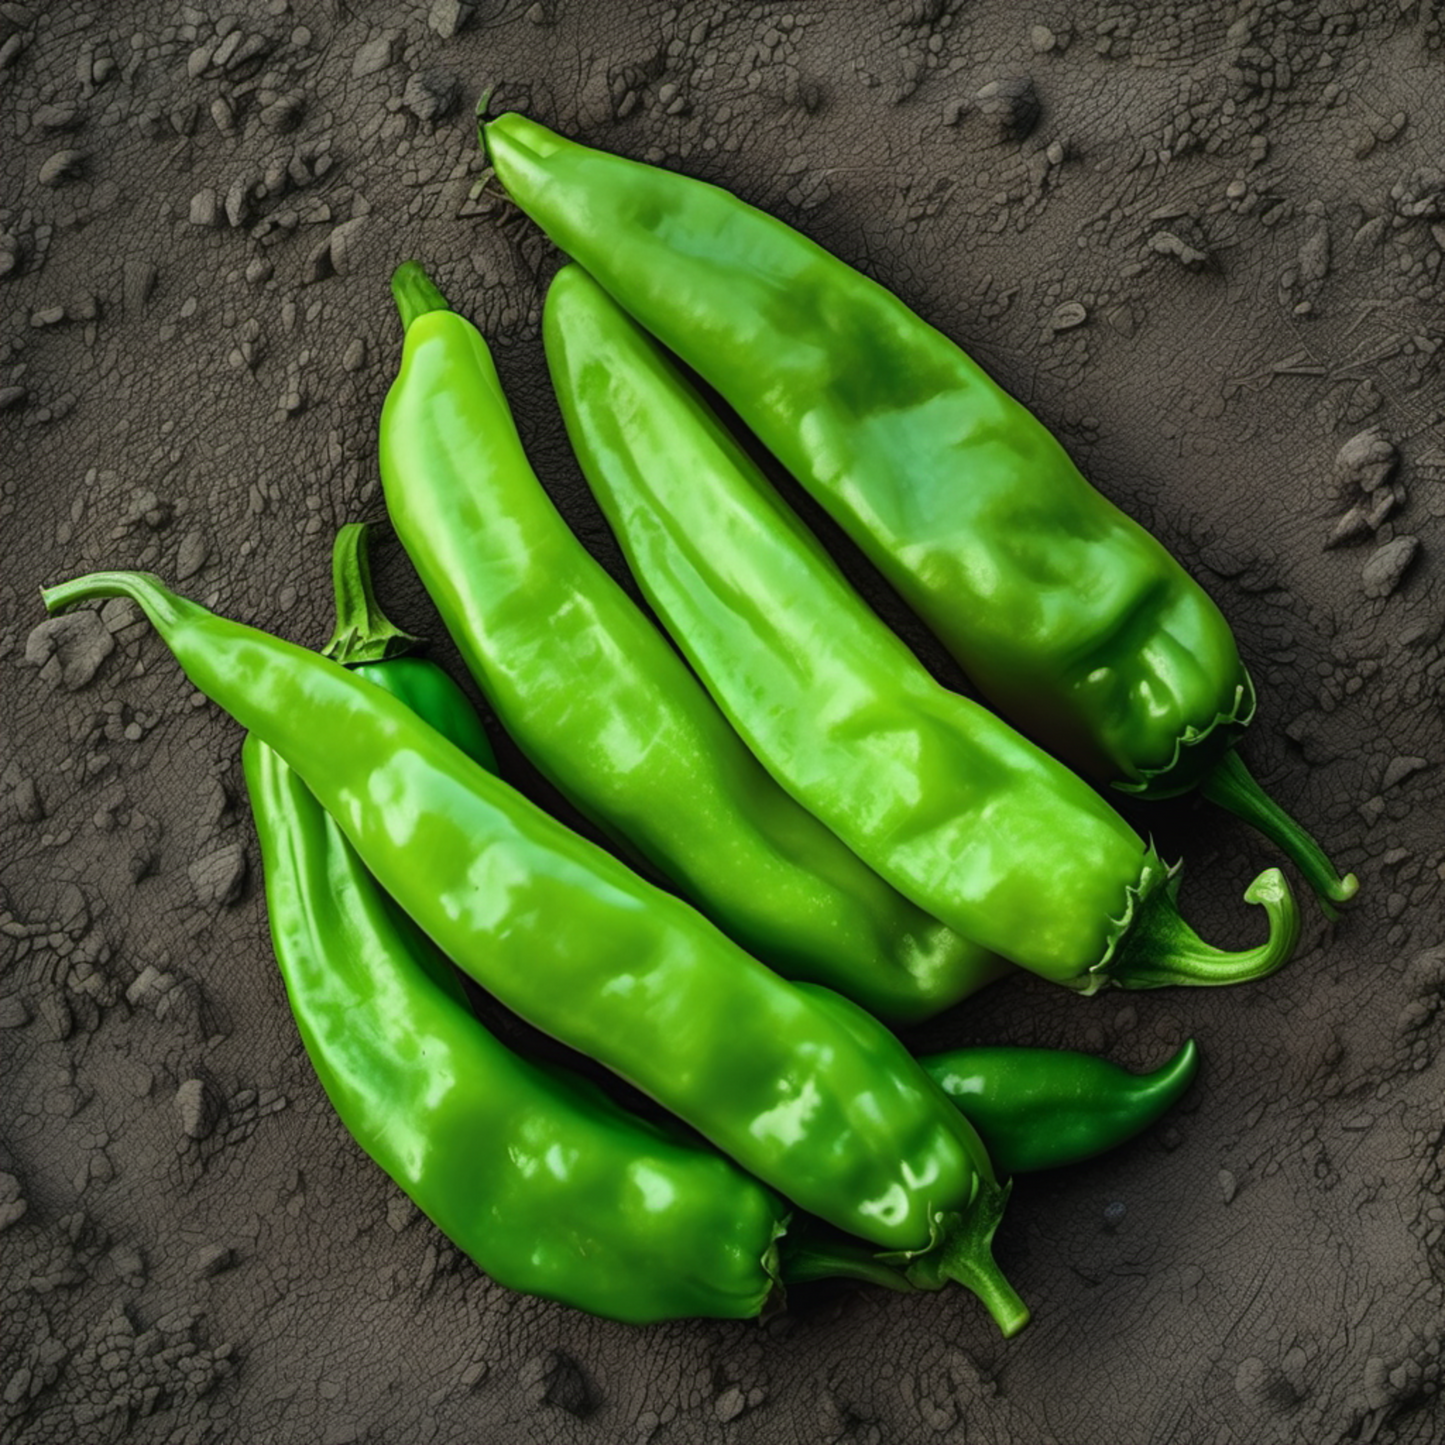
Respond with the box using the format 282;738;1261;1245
4;2;1444;1441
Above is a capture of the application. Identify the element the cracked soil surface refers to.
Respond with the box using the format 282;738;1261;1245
3;1;1445;1441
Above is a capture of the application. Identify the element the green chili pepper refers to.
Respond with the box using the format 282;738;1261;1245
327;530;1190;1183
240;523;917;1323
246;743;794;1324
920;1040;1199;1177
543;263;1300;994
376;259;1009;1025
40;569;1029;1335
480;110;1356;915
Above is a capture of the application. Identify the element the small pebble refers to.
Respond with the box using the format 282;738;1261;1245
1361;536;1419;598
38;149;85;186
1051;301;1088;330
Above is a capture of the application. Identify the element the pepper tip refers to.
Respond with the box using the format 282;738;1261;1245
1241;866;1286;909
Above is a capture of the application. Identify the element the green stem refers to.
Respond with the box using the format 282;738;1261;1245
898;1181;1030;1338
1105;866;1300;990
391;260;451;332
41;570;189;629
474;86;495;136
320;523;419;668
1199;748;1358;918
777;1226;915;1295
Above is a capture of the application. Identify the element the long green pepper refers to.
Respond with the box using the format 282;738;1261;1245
544;265;1301;994
40;567;1030;1335
375;262;1005;1028
481;111;1356;914
241;524;922;1323
376;260;1010;1024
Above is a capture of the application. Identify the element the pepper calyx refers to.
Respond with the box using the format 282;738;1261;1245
1097;864;1301;991
756;1212;790;1320
1083;845;1177;996
881;1180;1029;1337
321;523;421;669
1112;671;1257;800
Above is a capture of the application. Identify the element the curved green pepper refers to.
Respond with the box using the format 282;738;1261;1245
324;529;1200;1184
377;260;1009;1024
920;1040;1198;1176
246;738;793;1324
40;568;1028;1335
240;525;921;1323
481;110;1356;915
543;264;1300;994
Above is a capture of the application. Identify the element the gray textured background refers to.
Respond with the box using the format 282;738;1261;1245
3;1;1443;1441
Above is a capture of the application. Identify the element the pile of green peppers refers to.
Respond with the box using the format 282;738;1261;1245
40;112;1359;1335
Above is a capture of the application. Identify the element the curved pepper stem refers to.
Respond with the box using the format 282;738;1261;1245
1102;866;1300;991
892;1180;1030;1338
391;259;451;332
321;522;419;667
1198;748;1359;918
41;570;188;629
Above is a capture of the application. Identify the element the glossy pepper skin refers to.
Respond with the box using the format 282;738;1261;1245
920;1040;1198;1177
327;528;1186;1182
482;111;1357;915
544;264;1301;994
41;570;1029;1335
324;527;1193;1185
240;525;921;1323
377;260;1010;1024
245;741;793;1324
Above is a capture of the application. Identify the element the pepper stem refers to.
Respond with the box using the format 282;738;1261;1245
474;86;495;134
320;523;419;668
898;1181;1030;1337
41;570;190;630
1199;748;1359;918
1104;866;1300;990
391;260;451;332
777;1225;915;1295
